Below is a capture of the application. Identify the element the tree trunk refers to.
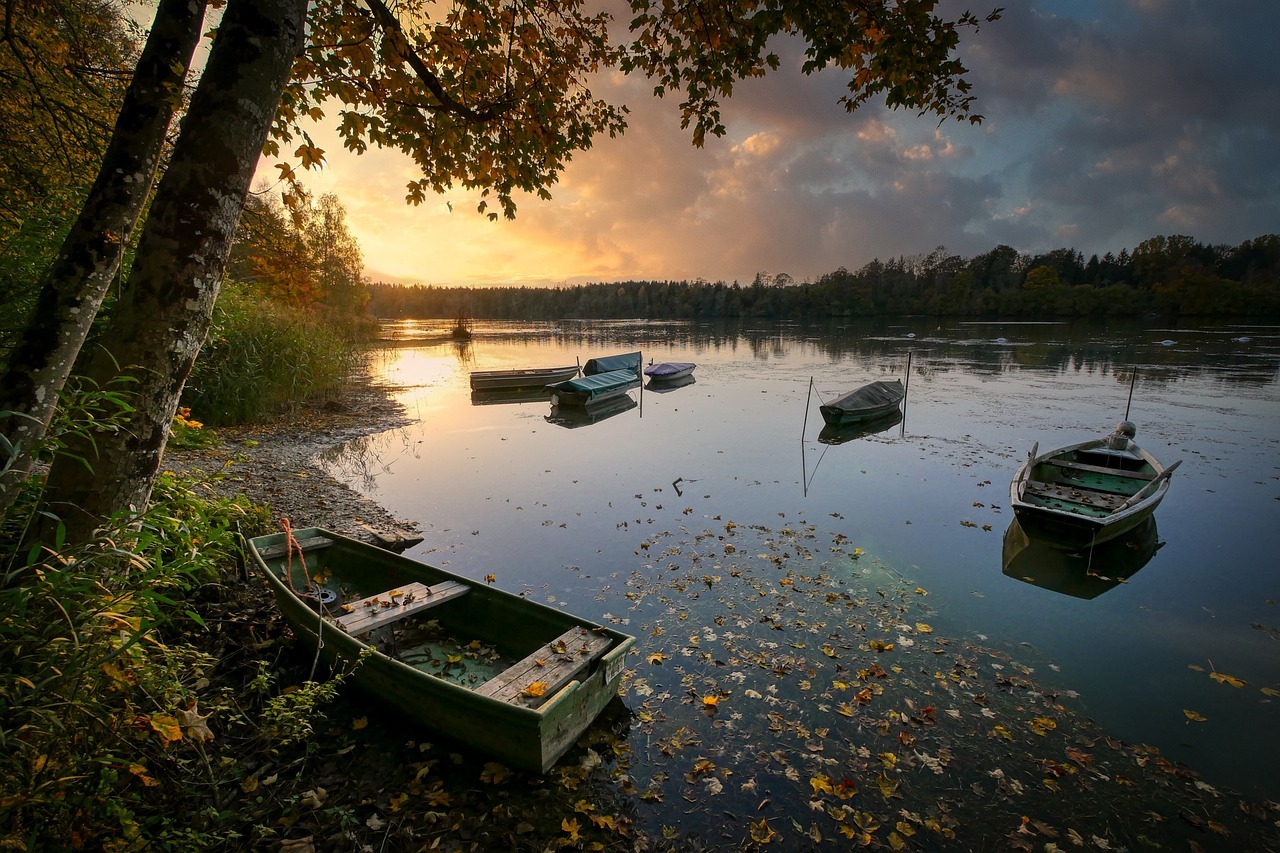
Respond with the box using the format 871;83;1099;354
0;0;208;519
35;0;307;545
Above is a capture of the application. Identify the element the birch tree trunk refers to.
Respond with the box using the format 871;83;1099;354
35;0;307;545
0;0;207;519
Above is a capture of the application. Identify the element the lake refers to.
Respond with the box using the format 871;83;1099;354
319;316;1280;817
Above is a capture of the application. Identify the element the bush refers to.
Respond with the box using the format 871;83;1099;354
184;285;373;426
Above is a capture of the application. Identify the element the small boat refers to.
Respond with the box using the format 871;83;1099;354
249;528;634;773
469;365;579;392
817;409;902;445
1010;421;1180;547
583;351;641;377
546;368;640;407
644;362;696;382
470;387;558;407
1001;516;1162;599
819;379;905;427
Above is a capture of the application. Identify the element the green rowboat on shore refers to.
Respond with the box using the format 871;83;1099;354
249;528;634;772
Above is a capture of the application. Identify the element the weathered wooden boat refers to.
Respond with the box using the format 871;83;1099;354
546;395;638;428
1010;421;1180;547
1002;516;1161;599
469;365;579;391
817;409;902;445
545;368;640;407
643;361;696;382
582;351;641;377
819;379;905;427
248;528;635;772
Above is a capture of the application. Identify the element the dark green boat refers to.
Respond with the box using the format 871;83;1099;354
249;528;634;772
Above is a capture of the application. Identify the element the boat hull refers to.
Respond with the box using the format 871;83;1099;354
818;379;905;427
546;368;640;407
583;351;642;377
644;362;696;381
1009;436;1172;548
249;528;634;772
470;365;579;391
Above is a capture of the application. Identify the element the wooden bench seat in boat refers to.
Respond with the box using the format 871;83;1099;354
255;535;335;559
1044;458;1156;480
1024;480;1126;512
475;627;613;708
335;580;469;634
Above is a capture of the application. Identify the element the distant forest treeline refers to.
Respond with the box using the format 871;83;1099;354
367;234;1280;319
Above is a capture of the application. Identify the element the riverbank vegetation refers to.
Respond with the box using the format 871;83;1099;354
368;233;1280;319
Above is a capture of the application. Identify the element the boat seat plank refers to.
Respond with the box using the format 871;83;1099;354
1045;458;1156;480
1025;480;1126;511
256;535;335;559
336;580;469;634
474;627;613;707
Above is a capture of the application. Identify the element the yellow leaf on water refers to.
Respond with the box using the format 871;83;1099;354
1261;687;1279;697
1209;670;1245;688
1183;710;1207;722
749;819;777;844
647;652;666;665
915;623;933;634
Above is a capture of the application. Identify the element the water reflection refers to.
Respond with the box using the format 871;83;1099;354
643;375;696;393
1001;517;1163;599
470;388;554;407
545;395;639;428
817;409;903;445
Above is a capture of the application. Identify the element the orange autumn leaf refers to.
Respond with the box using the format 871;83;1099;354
1210;670;1245;688
1183;709;1207;722
149;713;183;746
521;681;548;698
749;819;777;844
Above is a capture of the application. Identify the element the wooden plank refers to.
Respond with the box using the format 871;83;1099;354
1025;480;1125;510
336;580;469;634
1045;458;1156;480
474;627;613;707
256;535;334;559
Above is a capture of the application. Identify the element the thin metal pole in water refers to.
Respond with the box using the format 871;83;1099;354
802;376;813;439
1124;368;1137;421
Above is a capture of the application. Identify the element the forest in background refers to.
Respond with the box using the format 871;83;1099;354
368;234;1280;320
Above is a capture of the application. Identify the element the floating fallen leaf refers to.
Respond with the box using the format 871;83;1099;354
1183;710;1207;722
1209;670;1245;688
1261;687;1279;697
749;819;777;844
484;573;496;584
647;652;665;665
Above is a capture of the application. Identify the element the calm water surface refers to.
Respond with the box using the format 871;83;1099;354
320;317;1280;802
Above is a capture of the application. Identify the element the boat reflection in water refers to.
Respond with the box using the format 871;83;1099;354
1001;517;1163;599
545;395;638;429
644;375;696;393
470;388;554;407
817;409;903;445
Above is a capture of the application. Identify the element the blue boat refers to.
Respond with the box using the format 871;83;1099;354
546;368;640;407
644;361;696;382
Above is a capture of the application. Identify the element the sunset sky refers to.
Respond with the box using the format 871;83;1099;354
267;1;1280;288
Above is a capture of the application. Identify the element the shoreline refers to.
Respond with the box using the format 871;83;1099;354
164;367;421;547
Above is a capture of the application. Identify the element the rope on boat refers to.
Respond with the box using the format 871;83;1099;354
280;517;328;678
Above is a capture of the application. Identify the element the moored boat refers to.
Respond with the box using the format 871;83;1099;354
469;365;579;391
643;361;696;382
817;409;903;445
546;368;640;407
248;528;635;772
583;351;642;377
1010;421;1180;547
818;379;905;427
